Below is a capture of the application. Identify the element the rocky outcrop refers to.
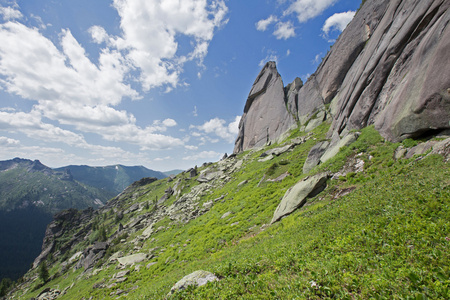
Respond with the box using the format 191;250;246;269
235;0;450;154
234;62;297;153
328;0;450;141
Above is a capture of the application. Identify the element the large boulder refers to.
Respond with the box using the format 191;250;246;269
271;173;329;224
234;61;297;153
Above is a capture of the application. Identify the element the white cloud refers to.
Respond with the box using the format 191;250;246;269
273;21;295;40
259;50;278;67
0;5;22;21
0;136;20;146
88;25;109;44
183;150;221;161
162;118;177;127
185;145;198;150
286;0;338;23
109;0;228;91
0;110;87;146
313;53;323;64
322;11;356;38
0;22;138;106
191;116;240;143
0;1;228;155
256;15;278;31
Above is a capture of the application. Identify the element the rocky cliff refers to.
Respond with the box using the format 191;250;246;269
234;0;450;153
233;62;297;153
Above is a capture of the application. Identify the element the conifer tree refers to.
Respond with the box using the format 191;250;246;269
38;262;49;283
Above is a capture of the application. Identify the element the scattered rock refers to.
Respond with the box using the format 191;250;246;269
169;270;218;295
320;132;360;163
114;270;130;279
262;144;294;157
237;180;248;187
405;141;437;159
267;172;291;182
117;253;147;266
142;225;154;238
258;154;274;162
37;288;60;300
394;145;408;160
429;137;450;161
303;141;330;173
221;212;232;219
271;173;329;224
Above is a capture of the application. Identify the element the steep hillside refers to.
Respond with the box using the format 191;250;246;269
7;125;449;299
54;165;166;199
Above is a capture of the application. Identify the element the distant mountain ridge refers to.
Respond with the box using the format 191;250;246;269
54;164;167;199
0;158;107;213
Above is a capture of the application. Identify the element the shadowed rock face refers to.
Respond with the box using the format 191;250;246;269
233;61;297;153
234;0;450;153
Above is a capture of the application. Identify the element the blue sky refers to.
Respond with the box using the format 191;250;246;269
0;0;360;171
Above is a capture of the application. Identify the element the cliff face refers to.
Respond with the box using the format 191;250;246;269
233;62;297;153
329;0;450;141
234;0;450;153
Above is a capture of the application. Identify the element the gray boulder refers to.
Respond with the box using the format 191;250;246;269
320;132;360;164
303;141;330;174
169;270;218;295
271;173;329;224
117;253;147;266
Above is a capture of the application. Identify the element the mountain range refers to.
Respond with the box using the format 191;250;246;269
3;0;450;298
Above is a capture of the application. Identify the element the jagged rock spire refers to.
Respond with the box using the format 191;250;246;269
233;61;297;153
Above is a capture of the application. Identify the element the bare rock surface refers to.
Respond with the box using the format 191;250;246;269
329;0;450;141
271;173;329;224
169;270;218;295
234;61;297;153
234;0;449;154
117;253;147;266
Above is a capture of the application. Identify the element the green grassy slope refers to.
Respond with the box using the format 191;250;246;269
11;125;449;299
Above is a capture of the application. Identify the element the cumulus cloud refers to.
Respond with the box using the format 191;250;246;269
273;21;295;40
256;15;278;31
191;116;240;143
322;11;355;38
88;25;109;44
0;5;22;21
285;0;338;23
259;50;279;67
108;0;228;91
0;136;20;146
0;1;227;154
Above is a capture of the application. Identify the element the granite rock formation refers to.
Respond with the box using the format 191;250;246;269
234;61;297;153
234;0;450;153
